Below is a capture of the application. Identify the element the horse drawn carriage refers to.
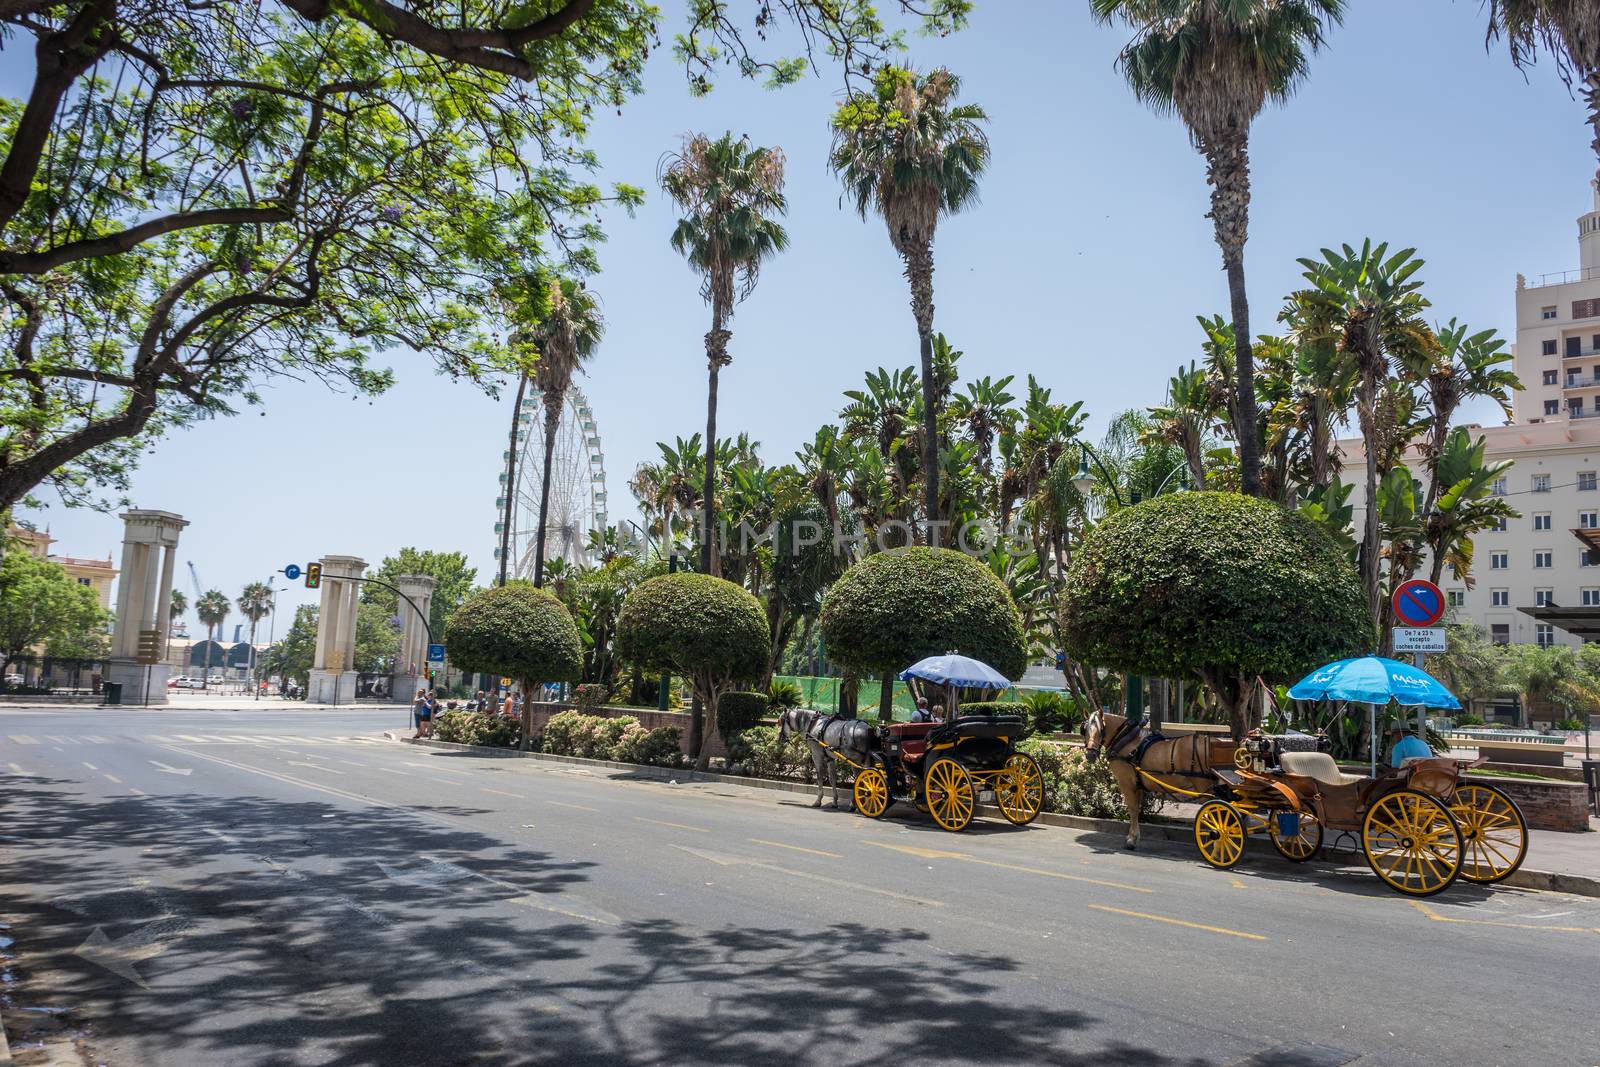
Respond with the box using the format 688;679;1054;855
798;654;1045;833
1087;656;1529;898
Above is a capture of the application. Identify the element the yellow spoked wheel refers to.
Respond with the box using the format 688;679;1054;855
1267;807;1323;863
924;758;975;832
1194;800;1246;869
995;753;1045;826
1450;783;1528;884
853;762;891;820
1362;788;1463;897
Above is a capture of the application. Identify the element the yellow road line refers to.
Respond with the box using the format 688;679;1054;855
867;840;1152;894
1088;904;1266;941
636;816;707;833
1230;878;1248;890
749;838;842;859
480;787;526;799
544;800;599;813
1408;900;1600;935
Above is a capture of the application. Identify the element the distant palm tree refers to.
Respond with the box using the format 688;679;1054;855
237;581;274;693
1093;0;1345;497
1487;0;1600;168
660;132;790;578
195;589;231;687
1418;320;1517;521
531;277;604;587
167;588;188;659
830;66;989;536
1145;361;1222;490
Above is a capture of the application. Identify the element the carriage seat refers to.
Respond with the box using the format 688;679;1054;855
882;720;936;762
1279;751;1364;787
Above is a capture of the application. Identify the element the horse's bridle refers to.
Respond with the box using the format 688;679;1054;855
1085;710;1144;763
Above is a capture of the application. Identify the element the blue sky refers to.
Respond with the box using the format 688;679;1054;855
8;1;1597;634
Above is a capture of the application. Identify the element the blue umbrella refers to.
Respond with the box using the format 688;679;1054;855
899;654;1012;691
1288;656;1461;709
1289;655;1460;775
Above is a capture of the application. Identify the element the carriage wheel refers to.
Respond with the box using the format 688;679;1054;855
995;753;1044;826
1267;807;1323;863
853;760;891;820
924;758;975;832
1362;788;1463;897
1194;800;1246;869
1449;783;1528;884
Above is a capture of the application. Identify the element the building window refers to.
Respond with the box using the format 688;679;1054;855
1491;551;1509;570
1491;588;1509;607
1543;339;1559;355
1586;550;1600;568
1542;306;1558;320
1491;624;1511;645
1492;515;1508;532
1581;471;1598;491
1534;512;1552;531
1593;333;1600;350
1492;477;1508;496
1546;400;1561;415
1568;336;1584;358
1581;510;1598;529
1533;474;1551;492
1447;590;1464;607
1535;624;1555;648
76;577;91;586
1584;588;1600;607
1544;369;1559;385
1535;588;1554;606
1535;550;1553;568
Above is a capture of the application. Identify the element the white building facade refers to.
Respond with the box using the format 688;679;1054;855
1342;178;1600;648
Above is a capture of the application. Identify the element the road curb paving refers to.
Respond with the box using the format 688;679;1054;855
389;735;1600;899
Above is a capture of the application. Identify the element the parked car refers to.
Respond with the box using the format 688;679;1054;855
4;672;24;686
167;675;185;688
183;677;206;689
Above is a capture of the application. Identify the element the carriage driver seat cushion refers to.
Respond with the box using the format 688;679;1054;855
1279;751;1365;787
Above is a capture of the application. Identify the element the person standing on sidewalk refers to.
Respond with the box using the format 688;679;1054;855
412;689;428;739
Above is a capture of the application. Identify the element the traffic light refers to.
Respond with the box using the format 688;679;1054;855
305;562;321;589
427;669;437;683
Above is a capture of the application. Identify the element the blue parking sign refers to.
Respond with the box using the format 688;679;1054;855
427;643;446;664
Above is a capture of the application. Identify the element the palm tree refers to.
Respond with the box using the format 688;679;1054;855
1145;361;1221;490
166;588;188;659
531;277;605;587
1423;429;1518;588
195;589;231;687
1418;319;1516;521
237;581;274;695
1293;240;1437;622
1487;1;1600;168
830;66;989;537
1093;0;1345;497
660;132;790;578
953;374;1017;481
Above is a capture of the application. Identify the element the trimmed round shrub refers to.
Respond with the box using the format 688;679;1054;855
819;547;1027;680
717;690;771;738
444;584;582;688
1062;492;1372;734
617;573;770;765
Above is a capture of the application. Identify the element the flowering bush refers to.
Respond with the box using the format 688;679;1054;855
611;722;685;767
1018;739;1161;820
433;711;518;748
542;710;639;759
726;725;814;782
573;684;610;711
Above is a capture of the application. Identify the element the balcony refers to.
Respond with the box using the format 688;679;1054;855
1564;376;1600;389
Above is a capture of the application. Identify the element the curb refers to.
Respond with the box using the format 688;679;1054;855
390;735;1600;899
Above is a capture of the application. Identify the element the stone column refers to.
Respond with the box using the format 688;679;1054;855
106;510;188;705
391;574;436;702
307;555;365;704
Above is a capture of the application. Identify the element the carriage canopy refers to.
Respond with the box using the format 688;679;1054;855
898;654;1012;691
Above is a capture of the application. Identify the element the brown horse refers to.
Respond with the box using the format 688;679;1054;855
1082;710;1217;850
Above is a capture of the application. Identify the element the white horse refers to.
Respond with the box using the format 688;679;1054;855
777;708;875;809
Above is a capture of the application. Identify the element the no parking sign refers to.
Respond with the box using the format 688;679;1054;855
1391;579;1445;628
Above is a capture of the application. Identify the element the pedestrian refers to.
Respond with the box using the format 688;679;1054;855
474;689;488;713
420;689;438;738
910;697;932;723
501;690;515;718
1388;725;1430;767
411;688;428;739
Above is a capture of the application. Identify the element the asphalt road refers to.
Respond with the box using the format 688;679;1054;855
2;706;1597;1067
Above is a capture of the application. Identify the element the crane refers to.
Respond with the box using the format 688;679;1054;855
187;561;221;685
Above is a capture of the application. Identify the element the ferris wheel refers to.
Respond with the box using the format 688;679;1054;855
494;385;608;577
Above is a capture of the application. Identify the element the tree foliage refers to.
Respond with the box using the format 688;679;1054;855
363;547;479;638
444;583;583;686
1062;491;1372;736
0;546;107;665
819;547;1027;680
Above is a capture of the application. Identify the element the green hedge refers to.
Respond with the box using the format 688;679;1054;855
717;690;770;737
443;584;582;685
957;700;1029;718
617;573;770;681
540;710;683;767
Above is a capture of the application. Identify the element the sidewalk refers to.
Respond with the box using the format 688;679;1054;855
0;694;409;712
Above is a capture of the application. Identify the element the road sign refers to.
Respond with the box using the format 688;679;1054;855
284;563;301;580
135;628;162;666
1393;627;1447;653
1392;579;1445;627
427;643;446;664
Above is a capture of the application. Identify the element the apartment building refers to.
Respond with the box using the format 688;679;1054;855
6;523;118;611
1340;178;1600;647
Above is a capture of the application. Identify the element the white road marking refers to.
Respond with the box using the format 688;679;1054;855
129;788;146;796
149;761;193;776
83;762;98;771
674;845;945;908
287;761;342;775
85;735;110;743
8;735;38;744
7;762;27;775
103;774;122;784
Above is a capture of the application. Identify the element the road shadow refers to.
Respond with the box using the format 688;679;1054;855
0;773;1223;1067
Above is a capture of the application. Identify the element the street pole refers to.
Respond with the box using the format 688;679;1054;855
256;577;277;701
658;552;678;711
